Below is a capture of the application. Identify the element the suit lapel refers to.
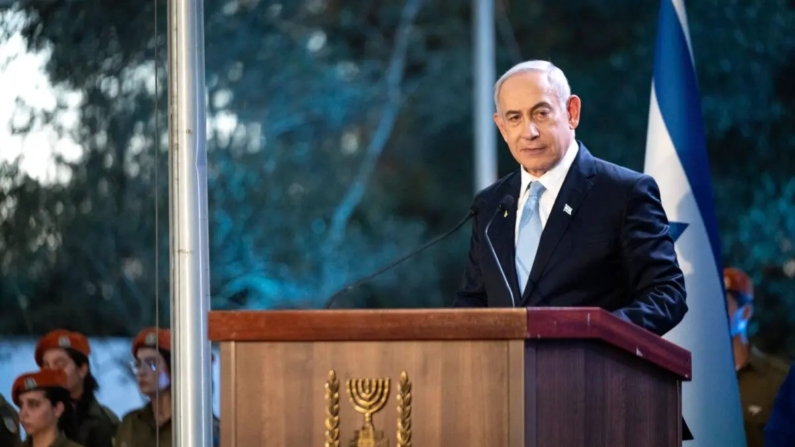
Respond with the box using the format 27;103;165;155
487;172;522;306
521;143;596;305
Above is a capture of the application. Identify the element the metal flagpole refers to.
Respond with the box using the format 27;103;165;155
168;0;212;446
472;0;497;193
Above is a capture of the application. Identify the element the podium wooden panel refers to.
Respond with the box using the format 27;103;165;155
209;308;691;447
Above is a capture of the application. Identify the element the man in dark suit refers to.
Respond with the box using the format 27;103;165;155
454;60;688;337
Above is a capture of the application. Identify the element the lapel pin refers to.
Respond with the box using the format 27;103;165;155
503;210;508;217
563;204;573;215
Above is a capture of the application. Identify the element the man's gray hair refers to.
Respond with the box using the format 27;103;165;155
493;60;571;113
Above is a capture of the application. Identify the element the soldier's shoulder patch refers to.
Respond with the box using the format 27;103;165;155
3;415;17;434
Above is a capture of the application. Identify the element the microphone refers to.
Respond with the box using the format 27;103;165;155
323;205;480;309
484;195;517;307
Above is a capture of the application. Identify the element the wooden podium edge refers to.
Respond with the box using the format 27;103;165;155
208;307;691;380
209;308;528;341
525;307;692;380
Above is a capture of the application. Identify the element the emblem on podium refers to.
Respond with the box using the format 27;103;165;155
346;376;390;446
324;370;412;447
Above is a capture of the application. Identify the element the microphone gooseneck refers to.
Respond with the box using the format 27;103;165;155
323;206;479;309
484;195;516;307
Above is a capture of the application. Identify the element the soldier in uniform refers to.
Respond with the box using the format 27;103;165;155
12;369;83;447
724;267;791;447
1;393;21;447
114;327;219;447
35;330;119;447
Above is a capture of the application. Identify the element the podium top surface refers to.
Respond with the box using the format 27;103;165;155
209;307;691;380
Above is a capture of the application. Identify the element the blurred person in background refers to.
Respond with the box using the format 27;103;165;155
724;267;791;447
12;369;82;447
35;330;119;447
114;327;219;447
1;393;22;447
764;361;795;446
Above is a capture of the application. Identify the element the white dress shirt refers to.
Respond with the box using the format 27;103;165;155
514;139;579;245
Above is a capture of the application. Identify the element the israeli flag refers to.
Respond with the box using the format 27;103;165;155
643;0;745;445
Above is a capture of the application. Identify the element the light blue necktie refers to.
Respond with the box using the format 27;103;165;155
516;181;545;295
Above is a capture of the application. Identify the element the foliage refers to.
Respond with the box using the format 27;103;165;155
0;0;793;354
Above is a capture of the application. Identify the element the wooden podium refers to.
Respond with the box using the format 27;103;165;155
209;307;691;447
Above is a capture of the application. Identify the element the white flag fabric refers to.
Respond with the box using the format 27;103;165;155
644;0;746;445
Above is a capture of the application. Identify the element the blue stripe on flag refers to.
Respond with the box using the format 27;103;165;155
652;0;723;276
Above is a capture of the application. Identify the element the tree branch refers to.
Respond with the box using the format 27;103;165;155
215;272;306;308
325;0;423;249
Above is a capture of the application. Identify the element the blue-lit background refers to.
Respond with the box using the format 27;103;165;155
0;0;792;353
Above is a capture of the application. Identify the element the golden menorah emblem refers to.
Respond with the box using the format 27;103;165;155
346;377;390;447
324;370;412;447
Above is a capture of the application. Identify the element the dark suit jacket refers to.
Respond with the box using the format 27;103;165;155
454;142;687;337
765;362;795;447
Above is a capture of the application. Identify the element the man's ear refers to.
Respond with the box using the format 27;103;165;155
566;95;581;129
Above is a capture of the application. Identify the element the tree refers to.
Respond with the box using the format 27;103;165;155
0;0;793;352
1;0;458;335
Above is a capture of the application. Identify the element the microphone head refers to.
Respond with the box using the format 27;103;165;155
499;195;515;211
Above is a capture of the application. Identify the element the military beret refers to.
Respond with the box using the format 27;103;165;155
724;267;753;305
132;327;171;356
34;330;91;366
12;369;68;406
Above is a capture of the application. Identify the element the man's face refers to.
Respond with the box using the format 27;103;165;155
494;71;581;177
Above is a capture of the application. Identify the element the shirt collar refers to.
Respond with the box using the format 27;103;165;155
519;138;579;197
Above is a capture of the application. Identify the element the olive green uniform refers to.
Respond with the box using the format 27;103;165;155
75;397;119;447
114;404;219;447
737;346;791;447
21;432;84;447
1;393;21;447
